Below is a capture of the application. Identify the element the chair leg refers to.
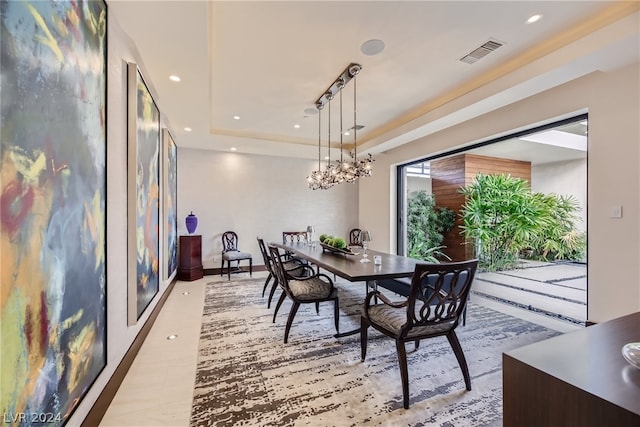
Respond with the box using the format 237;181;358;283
262;273;273;298
447;330;471;391
396;340;410;409
227;261;231;280
267;278;279;308
414;340;420;350
249;258;252;277
333;298;340;334
284;302;300;343
273;292;286;323
315;302;320;315
220;258;224;276
360;317;369;361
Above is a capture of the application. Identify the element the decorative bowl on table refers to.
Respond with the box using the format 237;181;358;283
622;342;640;369
319;242;359;256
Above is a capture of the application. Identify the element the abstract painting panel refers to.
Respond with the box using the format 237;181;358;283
127;64;160;323
165;130;178;279
0;1;107;425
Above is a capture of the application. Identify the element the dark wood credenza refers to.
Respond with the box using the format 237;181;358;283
177;235;203;281
503;311;640;426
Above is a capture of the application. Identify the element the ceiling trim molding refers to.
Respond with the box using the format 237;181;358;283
359;1;639;147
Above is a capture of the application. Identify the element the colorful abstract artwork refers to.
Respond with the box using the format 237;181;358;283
165;130;178;279
0;1;107;425
127;64;160;322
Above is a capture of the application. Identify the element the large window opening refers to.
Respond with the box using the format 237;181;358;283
396;115;588;326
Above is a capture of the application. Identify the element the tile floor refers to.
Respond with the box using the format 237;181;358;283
100;271;581;426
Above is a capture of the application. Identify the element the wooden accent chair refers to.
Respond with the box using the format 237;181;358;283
361;259;478;409
269;244;339;343
220;231;253;280
256;237;306;308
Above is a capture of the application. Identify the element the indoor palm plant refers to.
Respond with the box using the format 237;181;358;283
459;173;585;271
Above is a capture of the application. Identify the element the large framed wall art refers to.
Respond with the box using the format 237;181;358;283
127;63;160;325
0;0;108;425
164;129;178;279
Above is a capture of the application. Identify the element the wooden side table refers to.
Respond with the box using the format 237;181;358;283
177;235;203;281
503;312;640;426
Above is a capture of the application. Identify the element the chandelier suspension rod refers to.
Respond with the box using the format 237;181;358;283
317;104;321;170
327;95;331;166
339;87;343;163
353;75;357;161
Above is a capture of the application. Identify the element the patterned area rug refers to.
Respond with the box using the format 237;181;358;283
190;277;560;426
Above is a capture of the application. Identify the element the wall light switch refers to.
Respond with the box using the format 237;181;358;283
610;205;623;218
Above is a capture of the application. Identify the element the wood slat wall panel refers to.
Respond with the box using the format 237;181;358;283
430;154;531;261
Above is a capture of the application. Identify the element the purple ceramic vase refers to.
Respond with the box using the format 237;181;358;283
185;212;198;234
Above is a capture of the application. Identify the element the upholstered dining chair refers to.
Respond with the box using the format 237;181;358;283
220;231;253;280
349;228;363;247
361;259;478;409
268;244;339;343
257;237;306;308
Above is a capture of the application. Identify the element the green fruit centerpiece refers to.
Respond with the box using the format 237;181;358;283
319;235;353;254
333;237;347;249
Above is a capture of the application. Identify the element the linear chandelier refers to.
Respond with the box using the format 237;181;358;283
307;63;374;190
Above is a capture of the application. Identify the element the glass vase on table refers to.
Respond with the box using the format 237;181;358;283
306;225;315;246
360;231;372;262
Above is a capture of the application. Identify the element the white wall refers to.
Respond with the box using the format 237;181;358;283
360;63;640;323
532;159;587;231
406;176;432;196
178;149;359;269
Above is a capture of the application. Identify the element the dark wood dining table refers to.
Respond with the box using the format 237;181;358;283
273;241;420;337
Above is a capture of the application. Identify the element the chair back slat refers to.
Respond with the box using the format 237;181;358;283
257;238;275;275
222;231;239;252
404;260;478;334
282;231;307;244
349;228;363;246
268;244;290;292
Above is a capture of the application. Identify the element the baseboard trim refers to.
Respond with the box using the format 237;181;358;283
205;265;267;276
82;278;178;426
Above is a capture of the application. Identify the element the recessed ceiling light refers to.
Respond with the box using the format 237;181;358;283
233;115;240;120
294;124;300;129
230;147;237;151
169;75;181;82
166;334;178;340
182;291;190;295
360;39;385;56
526;14;543;24
184;127;192;132
344;131;350;136
324;156;330;160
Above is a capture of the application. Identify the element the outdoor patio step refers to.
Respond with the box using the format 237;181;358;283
499;263;586;290
473;279;586;324
476;271;586;304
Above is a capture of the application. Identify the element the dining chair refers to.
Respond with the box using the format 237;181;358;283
220;231;253;280
282;231;308;245
269;244;339;343
349;228;363;247
361;259;478;409
256;237;306;308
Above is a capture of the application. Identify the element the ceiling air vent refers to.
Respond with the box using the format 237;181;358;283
459;39;504;64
